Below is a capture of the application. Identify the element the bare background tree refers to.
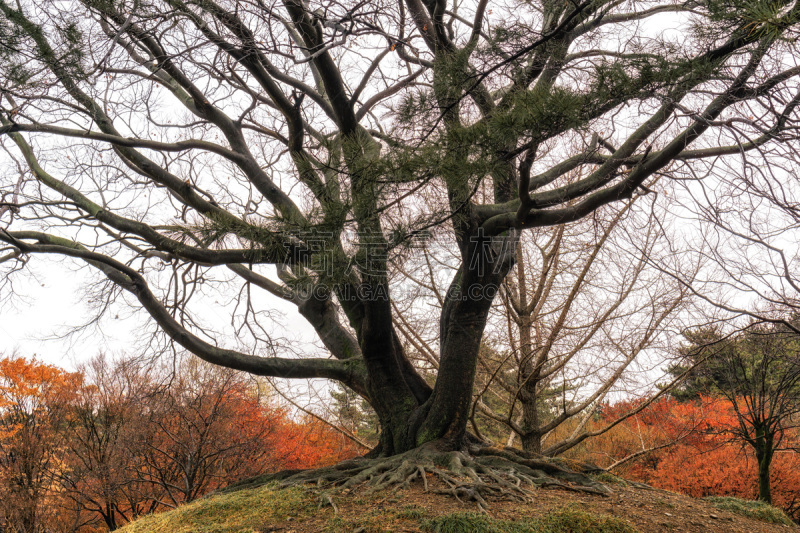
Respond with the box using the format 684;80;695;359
392;191;694;456
477;197;691;455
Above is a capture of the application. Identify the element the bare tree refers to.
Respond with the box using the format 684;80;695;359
480;199;691;455
2;0;800;498
393;194;692;456
56;354;288;528
132;357;277;507
57;356;161;531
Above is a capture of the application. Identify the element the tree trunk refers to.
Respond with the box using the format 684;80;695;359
513;244;545;455
411;227;518;451
417;297;493;448
754;433;774;504
361;226;518;455
520;394;543;454
518;348;544;454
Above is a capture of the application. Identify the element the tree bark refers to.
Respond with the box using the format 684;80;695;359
519;383;543;455
754;432;774;504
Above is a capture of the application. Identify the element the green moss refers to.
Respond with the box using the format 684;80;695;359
119;486;639;533
421;512;505;533
324;506;400;533
703;496;794;526
420;508;639;533
590;472;629;486
397;506;427;520
324;515;392;533
536;508;640;532
117;485;317;533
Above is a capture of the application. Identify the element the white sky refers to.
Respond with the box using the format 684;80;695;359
0;5;794;382
1;257;140;370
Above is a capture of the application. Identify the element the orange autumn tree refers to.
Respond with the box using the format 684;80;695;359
667;325;800;505
127;356;359;507
0;354;361;532
269;415;362;470
58;356;160;532
564;396;718;473
638;400;800;522
576;395;800;522
0;356;83;533
130;357;289;506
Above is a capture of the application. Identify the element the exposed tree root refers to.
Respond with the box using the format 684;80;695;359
255;443;611;513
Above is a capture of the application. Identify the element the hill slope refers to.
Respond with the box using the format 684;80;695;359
118;476;797;533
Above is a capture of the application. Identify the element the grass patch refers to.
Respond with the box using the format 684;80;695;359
324;507;398;533
590;472;628;486
537;508;640;532
421;512;503;533
115;483;641;533
420;508;639;533
324;515;392;533
397;506;428;520
117;485;317;533
704;496;794;526
324;505;429;532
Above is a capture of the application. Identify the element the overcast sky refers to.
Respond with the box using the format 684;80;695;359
1;257;140;370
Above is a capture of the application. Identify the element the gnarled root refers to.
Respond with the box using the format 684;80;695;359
259;443;611;513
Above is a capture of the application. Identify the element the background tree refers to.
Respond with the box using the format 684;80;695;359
0;356;82;533
2;0;800;495
329;383;380;447
489;202;689;455
394;195;692;455
581;394;800;522
0;354;357;531
392;194;692;456
57;356;153;531
669;322;800;503
131;357;283;506
576;395;721;474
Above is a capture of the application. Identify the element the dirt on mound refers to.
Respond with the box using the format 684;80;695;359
262;481;797;533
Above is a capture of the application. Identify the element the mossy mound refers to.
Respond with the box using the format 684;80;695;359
118;485;315;533
703;496;794;526
419;509;638;533
117;485;637;533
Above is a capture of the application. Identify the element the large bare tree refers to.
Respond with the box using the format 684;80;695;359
2;0;800;495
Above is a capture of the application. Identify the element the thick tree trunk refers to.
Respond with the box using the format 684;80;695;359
520;432;542;455
417;299;494;448
412;228;518;451
363;229;517;455
365;300;492;454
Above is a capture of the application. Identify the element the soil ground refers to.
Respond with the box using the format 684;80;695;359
261;480;798;533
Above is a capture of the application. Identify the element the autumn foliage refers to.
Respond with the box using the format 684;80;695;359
570;396;800;522
0;355;360;532
5;353;799;531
